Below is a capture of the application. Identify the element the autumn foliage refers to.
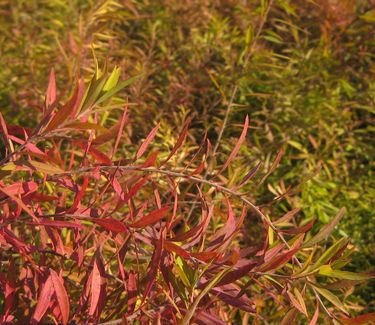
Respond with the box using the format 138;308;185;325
0;65;374;325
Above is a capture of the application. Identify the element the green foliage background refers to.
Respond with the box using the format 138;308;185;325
1;0;374;312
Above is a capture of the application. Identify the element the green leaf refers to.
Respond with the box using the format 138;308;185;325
318;265;373;281
77;73;107;114
360;9;375;23
175;256;191;288
96;73;143;105
27;160;64;174
103;66;121;91
311;237;349;270
181;268;230;325
313;286;348;314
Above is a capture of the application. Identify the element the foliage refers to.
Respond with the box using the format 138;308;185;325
0;65;373;324
0;0;374;323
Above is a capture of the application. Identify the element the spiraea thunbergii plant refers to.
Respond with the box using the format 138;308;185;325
0;65;373;324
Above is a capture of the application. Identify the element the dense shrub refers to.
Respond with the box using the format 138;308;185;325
0;66;374;324
0;0;374;322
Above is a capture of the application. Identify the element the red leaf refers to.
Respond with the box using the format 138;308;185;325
111;176;125;200
76;141;112;165
0;186;37;221
209;197;236;251
50;269;70;325
31;275;54;324
220;115;249;172
259;148;284;184
162;118;191;164
303;208;345;247
190;251;219;262
1;228;31;254
0;181;38;199
45;68;57;110
340;313;375;325
45;78;84;132
190;161;205;176
30;192;59;202
131;206;169;228
259;236;303;272
122;176;148;202
30;220;83;229
211;286;255;313
127;271;137;313
0;112;14;155
274;208;301;225
4;258;17;319
92;218;127;233
89;147;112;165
142;230;165;301
192;310;227;325
140;150;159;168
6;124;33;137
214;260;257;287
238;161;261;186
170;223;203;242
68;176;89;212
164;241;190;259
135;123;160;160
92;114;128;145
279;219;315;235
112;103;129;158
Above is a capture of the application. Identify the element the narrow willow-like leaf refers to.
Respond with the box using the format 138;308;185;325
309;302;319;325
303;208;345;247
50;269;70;325
31;275;54;324
181;268;230;325
92;218;127;233
103;66;121;91
135;123;160;160
131;206;169;228
96;74;143;105
45;68;57;109
311;237;349;270
318;265;373;281
219;115;249;173
313;286;348;314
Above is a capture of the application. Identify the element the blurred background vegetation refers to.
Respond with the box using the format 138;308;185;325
0;0;374;313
